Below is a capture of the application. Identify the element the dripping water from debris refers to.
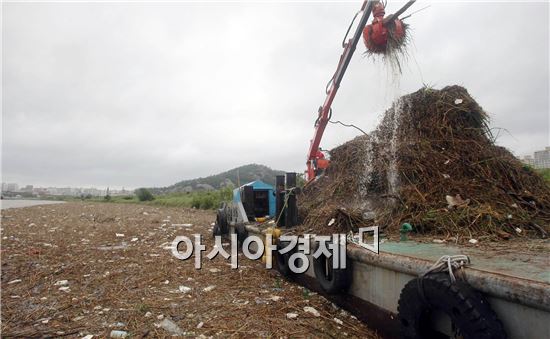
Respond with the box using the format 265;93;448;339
386;98;406;195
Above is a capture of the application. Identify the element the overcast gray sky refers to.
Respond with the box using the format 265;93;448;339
2;1;549;188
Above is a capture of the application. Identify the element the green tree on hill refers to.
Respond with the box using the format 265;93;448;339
136;188;154;201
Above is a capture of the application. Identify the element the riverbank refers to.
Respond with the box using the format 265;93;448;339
0;202;377;338
0;199;66;210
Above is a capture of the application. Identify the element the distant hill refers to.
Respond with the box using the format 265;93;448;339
151;164;286;194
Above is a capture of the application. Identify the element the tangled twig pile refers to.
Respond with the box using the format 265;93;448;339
299;86;550;242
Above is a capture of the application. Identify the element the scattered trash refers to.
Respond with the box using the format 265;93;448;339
1;201;379;337
497;230;511;240
469;239;479;244
232;299;249;306
432;239;445;243
160;242;173;250
7;279;21;285
115;233;124;237
442;174;450;179
143;212;149;215
454;98;463;104
97;243;128;251
286;313;298;319
109;322;125;328
109;330;128;338
159;318;186;336
303;306;320;317
328;218;335;226
334;317;344;325
269;295;282;301
515;227;522;234
255;297;268;304
179;285;192;293
446;194;470;209
202;285;215;292
400;223;413;241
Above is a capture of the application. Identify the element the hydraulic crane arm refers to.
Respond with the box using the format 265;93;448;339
306;0;375;181
305;0;416;181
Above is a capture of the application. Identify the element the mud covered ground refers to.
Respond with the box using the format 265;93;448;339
1;202;377;338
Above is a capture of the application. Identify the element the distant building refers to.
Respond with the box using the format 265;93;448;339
521;147;550;169
6;183;19;192
534;147;550;169
82;188;102;196
522;155;535;167
34;188;49;196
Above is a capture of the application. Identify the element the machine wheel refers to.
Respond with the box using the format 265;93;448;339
216;210;228;234
236;224;248;249
275;240;295;278
397;273;506;339
313;247;352;294
212;223;221;237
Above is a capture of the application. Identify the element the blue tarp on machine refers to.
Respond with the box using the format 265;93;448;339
232;180;276;217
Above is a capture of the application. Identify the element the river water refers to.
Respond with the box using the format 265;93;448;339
0;199;66;210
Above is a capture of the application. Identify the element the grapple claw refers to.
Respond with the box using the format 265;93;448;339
363;1;406;54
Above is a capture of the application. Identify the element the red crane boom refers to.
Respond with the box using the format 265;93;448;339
306;0;375;181
305;0;415;181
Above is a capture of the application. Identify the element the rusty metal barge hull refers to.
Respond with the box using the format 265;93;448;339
241;224;550;339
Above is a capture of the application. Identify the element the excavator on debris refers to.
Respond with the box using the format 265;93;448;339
214;0;417;233
306;0;415;181
210;3;550;339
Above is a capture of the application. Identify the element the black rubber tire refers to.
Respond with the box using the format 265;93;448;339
397;273;507;339
313;248;352;294
275;240;295;278
216;210;228;234
236;224;248;249
212;223;221;237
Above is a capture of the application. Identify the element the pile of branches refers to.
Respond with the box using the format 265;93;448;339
298;136;372;235
298;86;550;241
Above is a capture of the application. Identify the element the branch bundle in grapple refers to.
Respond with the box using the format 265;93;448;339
299;86;550;241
